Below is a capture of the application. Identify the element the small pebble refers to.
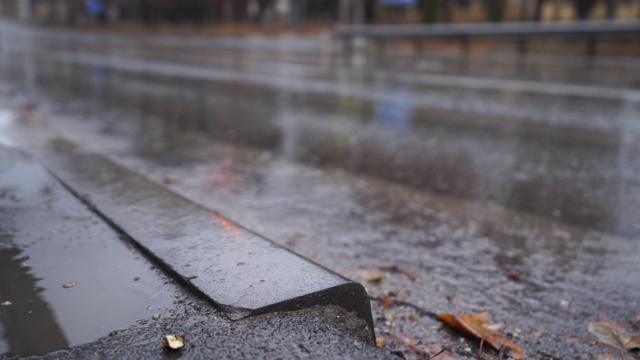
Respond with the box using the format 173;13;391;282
62;282;77;289
1;301;12;306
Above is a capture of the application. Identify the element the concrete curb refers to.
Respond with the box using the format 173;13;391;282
41;148;375;343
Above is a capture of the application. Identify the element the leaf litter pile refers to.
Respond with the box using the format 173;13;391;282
354;264;640;359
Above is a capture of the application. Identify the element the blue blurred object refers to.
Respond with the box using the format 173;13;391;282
381;0;417;5
85;0;104;16
377;85;413;128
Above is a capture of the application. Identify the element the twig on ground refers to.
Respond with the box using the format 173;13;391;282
369;296;439;320
498;345;505;360
427;348;446;359
477;337;485;360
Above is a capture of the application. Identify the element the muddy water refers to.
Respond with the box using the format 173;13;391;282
1;21;640;358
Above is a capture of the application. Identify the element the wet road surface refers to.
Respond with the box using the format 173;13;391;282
1;20;640;358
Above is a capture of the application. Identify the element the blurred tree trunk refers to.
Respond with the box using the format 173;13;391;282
442;0;452;22
534;0;546;21
364;0;376;24
573;0;597;19
483;0;506;22
418;0;440;23
605;0;617;19
520;0;529;20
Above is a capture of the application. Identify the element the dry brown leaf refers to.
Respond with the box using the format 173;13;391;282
364;272;387;283
377;264;417;281
163;175;181;184
382;293;390;310
437;311;525;359
588;315;640;352
376;335;386;348
162;334;186;351
418;343;460;360
631;314;640;329
507;272;523;282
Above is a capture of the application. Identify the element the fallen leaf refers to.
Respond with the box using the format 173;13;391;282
62;282;77;289
163;176;181;185
382;293;390;310
507;272;523;282
286;233;302;247
388;333;412;346
364;272;387;283
418;343;460;360
437;311;525;359
588;315;640;352
376;335;386;348
632;314;640;329
162;334;185;351
24;102;37;113
377;264;416;281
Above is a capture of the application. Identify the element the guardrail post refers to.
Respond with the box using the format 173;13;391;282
375;39;386;66
341;36;353;61
459;35;470;74
414;38;423;55
516;35;528;76
586;35;597;81
586;35;597;57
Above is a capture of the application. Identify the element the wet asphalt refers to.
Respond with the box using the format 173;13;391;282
1;20;640;359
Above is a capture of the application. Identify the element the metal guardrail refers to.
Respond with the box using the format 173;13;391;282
334;20;640;39
335;20;640;73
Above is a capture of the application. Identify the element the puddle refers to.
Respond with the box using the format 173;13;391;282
0;148;182;356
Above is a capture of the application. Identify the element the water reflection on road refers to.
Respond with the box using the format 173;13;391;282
7;51;639;237
1;20;640;357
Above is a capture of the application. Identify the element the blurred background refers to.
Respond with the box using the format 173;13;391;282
2;0;640;26
1;0;640;359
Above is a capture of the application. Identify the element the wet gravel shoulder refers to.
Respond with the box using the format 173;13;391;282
5;302;392;360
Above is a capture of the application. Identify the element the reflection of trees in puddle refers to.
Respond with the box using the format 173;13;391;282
0;248;68;356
